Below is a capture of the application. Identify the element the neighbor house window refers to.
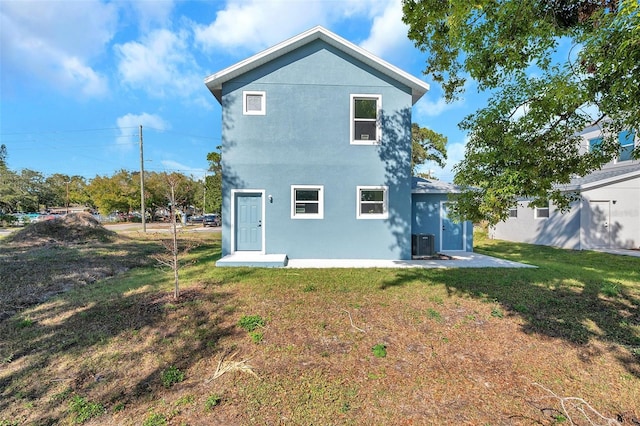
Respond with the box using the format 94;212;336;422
618;130;635;162
588;136;603;153
291;185;323;219
535;202;550;219
243;91;266;115
508;206;518;218
357;186;388;219
351;94;381;145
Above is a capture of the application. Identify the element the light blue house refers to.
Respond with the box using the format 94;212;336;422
204;26;473;267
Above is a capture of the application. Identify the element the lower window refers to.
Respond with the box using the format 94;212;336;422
535;203;550;219
291;185;323;219
357;186;388;219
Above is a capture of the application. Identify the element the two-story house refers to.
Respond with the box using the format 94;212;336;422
491;124;640;250
205;26;473;266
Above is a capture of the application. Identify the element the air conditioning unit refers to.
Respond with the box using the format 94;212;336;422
412;234;435;256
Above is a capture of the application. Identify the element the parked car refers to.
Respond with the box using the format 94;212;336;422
203;214;221;227
187;214;204;224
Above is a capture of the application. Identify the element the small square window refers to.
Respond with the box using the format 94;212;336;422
351;94;381;145
291;185;323;219
508;206;518;218
243;91;265;115
357;186;388;219
589;136;603;153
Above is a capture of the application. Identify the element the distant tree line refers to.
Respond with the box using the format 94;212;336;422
0;143;222;219
1;125;445;218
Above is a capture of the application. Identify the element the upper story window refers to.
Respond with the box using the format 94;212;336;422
243;91;266;115
588;136;602;152
291;185;323;219
351;94;381;145
618;130;635;162
588;130;636;163
535;202;550;219
508;206;518;218
357;186;388;219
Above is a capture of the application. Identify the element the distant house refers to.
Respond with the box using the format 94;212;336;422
204;26;473;266
491;125;640;250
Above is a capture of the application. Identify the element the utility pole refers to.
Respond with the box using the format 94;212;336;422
203;172;206;214
65;180;70;214
139;125;146;232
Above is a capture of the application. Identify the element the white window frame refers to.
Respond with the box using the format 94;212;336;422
243;91;266;115
290;185;324;219
350;94;381;145
356;185;388;219
534;203;550;219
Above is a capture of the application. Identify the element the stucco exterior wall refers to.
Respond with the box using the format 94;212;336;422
411;193;473;252
579;176;640;249
220;40;413;259
492;175;640;250
491;200;582;249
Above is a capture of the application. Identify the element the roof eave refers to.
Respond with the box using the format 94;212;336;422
204;26;430;105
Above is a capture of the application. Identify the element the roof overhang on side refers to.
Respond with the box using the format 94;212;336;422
559;164;640;193
204;26;430;105
411;177;464;194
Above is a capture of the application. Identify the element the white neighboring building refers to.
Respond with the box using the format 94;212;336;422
491;125;640;250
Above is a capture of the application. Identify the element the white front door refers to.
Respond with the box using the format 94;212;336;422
588;201;611;248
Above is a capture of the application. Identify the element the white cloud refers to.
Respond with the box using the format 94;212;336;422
160;159;206;179
115;29;202;98
62;57;109;97
115;113;169;152
414;96;460;118
0;0;116;97
413;75;478;119
193;0;397;54
126;0;175;31
193;0;326;53
440;138;468;182
359;0;410;58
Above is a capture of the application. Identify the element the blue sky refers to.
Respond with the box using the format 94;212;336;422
1;0;486;182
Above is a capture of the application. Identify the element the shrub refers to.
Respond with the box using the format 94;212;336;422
238;315;265;332
69;395;104;424
161;366;185;388
143;413;167;426
205;394;222;411
371;344;387;358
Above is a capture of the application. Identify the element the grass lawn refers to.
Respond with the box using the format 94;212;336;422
0;229;639;425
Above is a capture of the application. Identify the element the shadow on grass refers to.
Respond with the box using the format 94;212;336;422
379;241;640;377
0;234;259;424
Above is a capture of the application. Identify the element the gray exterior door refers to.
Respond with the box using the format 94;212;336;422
588;201;610;248
441;202;464;251
235;193;262;251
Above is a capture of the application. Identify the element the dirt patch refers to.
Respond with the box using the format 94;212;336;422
0;213;161;320
7;212;116;246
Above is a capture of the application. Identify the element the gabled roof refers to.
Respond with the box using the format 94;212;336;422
411;177;463;194
204;26;430;105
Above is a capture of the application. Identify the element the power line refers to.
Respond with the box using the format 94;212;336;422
0;126;135;136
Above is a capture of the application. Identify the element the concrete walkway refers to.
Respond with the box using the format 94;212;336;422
286;252;536;269
590;248;640;258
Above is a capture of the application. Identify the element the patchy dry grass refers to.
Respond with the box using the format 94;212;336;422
0;225;639;425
